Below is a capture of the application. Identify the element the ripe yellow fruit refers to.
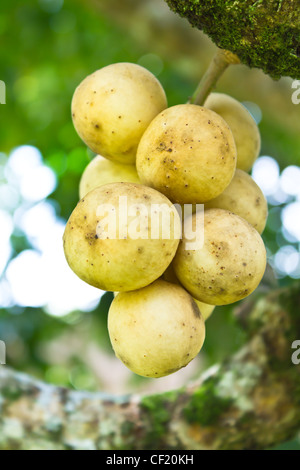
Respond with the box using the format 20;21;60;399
204;93;261;172
205;169;268;234
72;63;167;164
108;280;206;378
163;265;215;321
63;182;181;292
136;104;237;204
194;299;215;322
173;208;267;306
79;155;140;199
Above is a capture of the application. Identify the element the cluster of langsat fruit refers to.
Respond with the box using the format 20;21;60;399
63;62;268;378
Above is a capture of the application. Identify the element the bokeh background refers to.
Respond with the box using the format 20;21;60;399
0;0;299;450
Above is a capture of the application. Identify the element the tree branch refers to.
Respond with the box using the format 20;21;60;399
165;0;300;79
1;284;300;450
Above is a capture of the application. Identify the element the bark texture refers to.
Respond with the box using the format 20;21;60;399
165;0;300;79
0;284;300;450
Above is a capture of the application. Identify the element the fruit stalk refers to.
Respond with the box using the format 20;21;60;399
189;49;240;106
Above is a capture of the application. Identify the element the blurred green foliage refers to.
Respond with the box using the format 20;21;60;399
0;0;299;450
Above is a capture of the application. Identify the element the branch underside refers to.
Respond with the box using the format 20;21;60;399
165;0;300;79
0;285;300;450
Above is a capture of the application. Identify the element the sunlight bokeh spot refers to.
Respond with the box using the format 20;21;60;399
274;245;300;277
280;165;300;197
252;156;280;197
7;146;43;178
281;202;300;242
20;165;57;202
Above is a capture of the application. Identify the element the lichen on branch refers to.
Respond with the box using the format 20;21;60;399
165;0;300;79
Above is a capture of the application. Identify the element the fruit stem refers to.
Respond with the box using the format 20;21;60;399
189;49;240;106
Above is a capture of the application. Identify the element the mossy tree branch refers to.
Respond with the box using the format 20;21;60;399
165;0;300;79
1;284;300;450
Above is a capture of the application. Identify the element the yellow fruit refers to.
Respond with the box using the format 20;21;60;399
204;93;261;172
136;104;237;204
79;155;140;199
205;169;268;234
194;300;215;322
173;208;267;305
63;182;181;292
108;280;206;378
71;63;167;164
163;265;215;321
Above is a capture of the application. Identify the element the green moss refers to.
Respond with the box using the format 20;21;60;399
165;0;300;79
183;377;233;426
120;420;135;437
0;385;23;402
140;390;180;447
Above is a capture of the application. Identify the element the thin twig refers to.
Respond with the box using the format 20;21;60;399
189;49;241;106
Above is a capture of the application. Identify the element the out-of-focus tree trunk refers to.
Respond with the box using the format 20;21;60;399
89;0;300;78
1;285;300;450
87;0;214;64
